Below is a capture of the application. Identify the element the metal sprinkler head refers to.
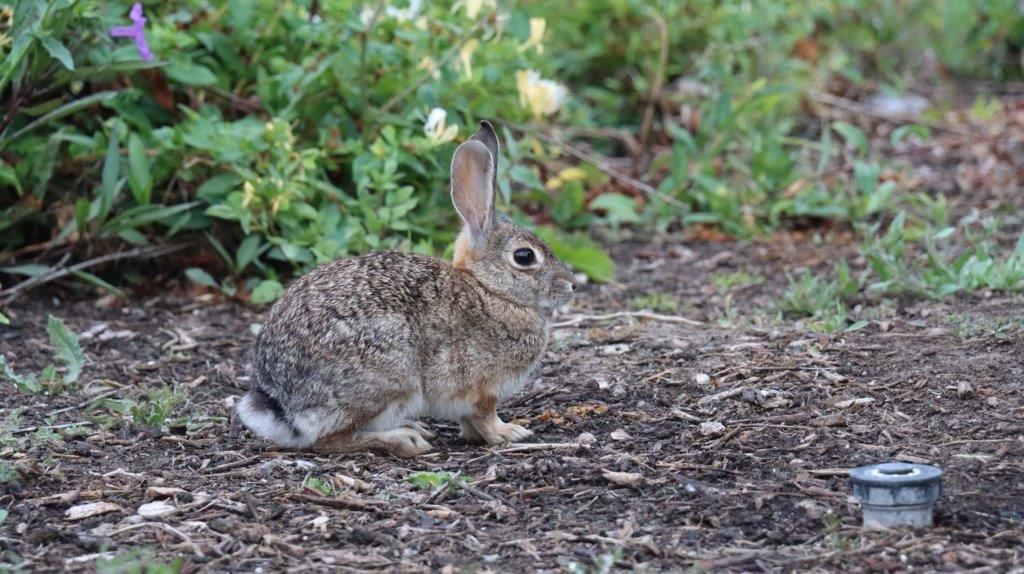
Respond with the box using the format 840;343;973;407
849;462;943;529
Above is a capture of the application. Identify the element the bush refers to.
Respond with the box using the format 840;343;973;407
2;0;1022;299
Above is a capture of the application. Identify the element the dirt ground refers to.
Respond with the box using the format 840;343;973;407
3;99;1024;572
1;231;1022;572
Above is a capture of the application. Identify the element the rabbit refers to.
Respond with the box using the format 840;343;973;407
237;120;577;457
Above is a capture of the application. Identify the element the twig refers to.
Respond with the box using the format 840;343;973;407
201;455;261;474
464;442;585;465
636;8;669;166
551;309;704;329
288;493;385;513
0;243;187;302
44;388;121;418
12;421;93;435
503;121;688;209
109;522;205;557
808;90;974;137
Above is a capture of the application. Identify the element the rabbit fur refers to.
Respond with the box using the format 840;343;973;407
237;121;576;457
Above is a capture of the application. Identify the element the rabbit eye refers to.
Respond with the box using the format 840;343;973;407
513;247;537;267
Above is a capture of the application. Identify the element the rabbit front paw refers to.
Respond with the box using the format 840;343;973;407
461;414;532;445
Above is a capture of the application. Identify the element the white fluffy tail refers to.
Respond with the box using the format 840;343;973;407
237;391;312;448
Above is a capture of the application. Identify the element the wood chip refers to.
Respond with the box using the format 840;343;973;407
65;501;120;521
602;470;646;487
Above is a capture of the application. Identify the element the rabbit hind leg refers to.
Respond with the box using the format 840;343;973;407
313;427;432;457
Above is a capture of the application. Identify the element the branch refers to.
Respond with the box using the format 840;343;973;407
503;121;688;209
0;243;188;302
552;309;704;329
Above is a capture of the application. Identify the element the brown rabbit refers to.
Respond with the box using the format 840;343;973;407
237;121;577;457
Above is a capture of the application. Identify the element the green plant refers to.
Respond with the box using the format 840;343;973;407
94;386;185;431
778;260;864;332
3;0;1023;300
0;314;84;394
95;548;183;574
303;476;339;497
863;215;1024;298
712;270;763;292
406;470;467;490
631;292;679;314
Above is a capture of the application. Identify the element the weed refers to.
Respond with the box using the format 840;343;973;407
93;386;185;431
95;547;183;574
0;315;84;394
712;271;763;291
406;470;468;490
631;292;679;314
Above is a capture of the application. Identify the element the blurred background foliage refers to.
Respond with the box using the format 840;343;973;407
1;0;1023;301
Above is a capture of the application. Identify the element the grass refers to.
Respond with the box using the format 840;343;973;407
631;292;679;314
712;271;763;292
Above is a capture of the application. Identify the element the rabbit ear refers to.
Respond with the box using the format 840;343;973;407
451;139;495;250
469;120;500;169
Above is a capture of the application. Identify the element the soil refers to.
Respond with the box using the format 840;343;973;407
1;232;1022;572
2;97;1024;572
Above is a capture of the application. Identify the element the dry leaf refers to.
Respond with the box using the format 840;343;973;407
602;469;645;487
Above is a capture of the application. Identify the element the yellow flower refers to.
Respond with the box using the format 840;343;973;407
423;108;459;146
515;69;569;118
452;0;495;19
242;181;255;207
458;39;479;79
518;18;546;54
546;167;588;189
418;56;440;80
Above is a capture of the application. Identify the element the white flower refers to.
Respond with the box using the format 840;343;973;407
458;39;479;79
385;0;422;22
361;0;422;26
518;18;546;54
452;0;495;19
516;69;569;118
424;108;458;146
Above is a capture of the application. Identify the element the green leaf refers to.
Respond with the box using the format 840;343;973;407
0;508;7;525
0;355;40;394
406;471;466;489
127;134;152;204
185;268;219;288
42;37;75;71
47;315;85;384
534;228;615;283
70;270;126;298
250;279;283;305
235;235;263;273
74;197;91;231
0;312;9;325
1;263;52;277
99;129;123;218
0;91;118;149
831;121;868;156
590;193;641;224
0;160;21;194
164;61;218;86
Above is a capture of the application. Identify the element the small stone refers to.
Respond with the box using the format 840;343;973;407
137;501;176;519
986;396;1000;407
65;502;120;521
609;428;632;441
577;432;597;445
600;344;630;356
956;381;973;397
699;421;725;436
693;373;711;386
602;469;645;487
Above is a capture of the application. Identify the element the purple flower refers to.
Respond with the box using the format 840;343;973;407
109;3;153;62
